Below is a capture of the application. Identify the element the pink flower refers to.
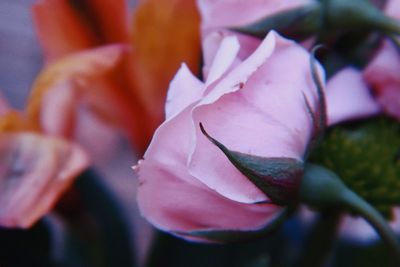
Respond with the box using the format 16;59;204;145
364;0;400;120
136;31;323;241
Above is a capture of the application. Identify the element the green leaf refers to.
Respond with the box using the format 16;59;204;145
199;123;304;205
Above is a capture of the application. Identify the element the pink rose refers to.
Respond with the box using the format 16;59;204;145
364;0;400;120
136;31;323;241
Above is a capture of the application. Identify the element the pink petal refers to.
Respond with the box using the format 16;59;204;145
200;31;276;105
375;85;400;120
138;155;280;236
189;32;321;203
384;0;400;19
205;36;240;86
361;0;400;120
201;31;261;81
326;68;381;125
0;133;89;228
364;41;400;88
165;64;205;120
143;104;196;180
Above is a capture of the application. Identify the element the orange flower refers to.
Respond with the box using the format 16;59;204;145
0;0;200;228
31;0;201;154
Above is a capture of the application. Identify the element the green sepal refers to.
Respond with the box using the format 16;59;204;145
230;3;321;40
199;123;304;205
173;208;289;243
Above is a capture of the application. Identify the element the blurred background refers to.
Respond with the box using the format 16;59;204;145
0;0;42;108
0;1;153;265
0;1;398;267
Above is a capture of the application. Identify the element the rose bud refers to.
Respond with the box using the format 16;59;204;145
135;31;324;242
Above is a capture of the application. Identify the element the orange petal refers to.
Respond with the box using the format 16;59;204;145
130;0;201;132
26;45;128;136
32;0;129;61
0;132;89;228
